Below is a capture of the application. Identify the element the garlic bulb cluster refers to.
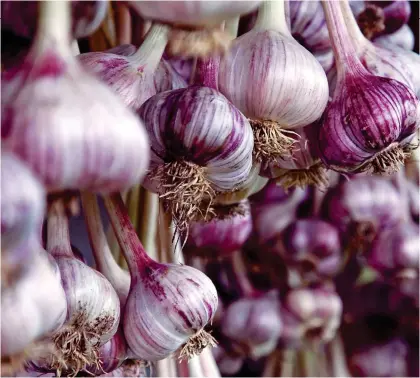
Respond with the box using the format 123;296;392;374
218;0;329;167
46;204;120;375
1;151;45;253
104;194;218;362
319;0;420;174
139;85;254;229
184;200;252;258
79;26;186;112
128;1;262;57
1;0;150;194
1;0;108;40
1;246;67;366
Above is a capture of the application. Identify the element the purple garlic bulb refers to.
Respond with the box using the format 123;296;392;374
221;291;282;358
367;222;419;277
2;1;150;194
319;0;420;174
184;200;252;258
282;218;342;279
1;0;108;39
280;285;342;348
79;29;186;112
138;86;254;229
322;176;406;244
212;346;244;376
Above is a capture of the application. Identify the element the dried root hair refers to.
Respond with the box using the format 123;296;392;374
249;119;298;164
178;329;217;360
150;160;216;234
275;162;329;189
166;27;231;58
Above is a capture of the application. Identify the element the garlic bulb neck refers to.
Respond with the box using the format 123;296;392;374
35;0;72;55
130;24;169;72
46;203;74;259
254;0;291;37
340;0;370;48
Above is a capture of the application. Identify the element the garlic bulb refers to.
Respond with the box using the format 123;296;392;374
1;245;67;362
138;85;254;230
104;194;218;362
260;125;329;189
319;0;420;174
128;1;262;58
221;291;282;359
218;0;329;166
1;0;108;39
46;203;120;375
101;360;152;377
79;26;186;112
184;200;252;258
1;151;45;252
1;0;150;194
375;24;415;51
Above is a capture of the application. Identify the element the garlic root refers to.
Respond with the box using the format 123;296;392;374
167;28;231;58
150;160;216;232
249;119;298;163
275;163;329;189
178;329;217;361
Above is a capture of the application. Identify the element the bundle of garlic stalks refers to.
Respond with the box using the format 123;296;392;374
1;0;419;377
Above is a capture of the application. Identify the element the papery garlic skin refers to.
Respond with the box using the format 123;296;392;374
139;86;254;192
124;263;218;361
1;247;67;357
1;151;45;251
2;47;150;193
218;30;329;129
128;1;261;28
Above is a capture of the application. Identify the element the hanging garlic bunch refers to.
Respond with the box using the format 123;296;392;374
1;245;67;375
128;1;262;57
1;0;150;194
318;0;420;175
104;194;218;362
184;200;253;258
138;56;254;230
218;0;329;167
260;125;329;189
1;0;108;40
79;26;186;112
327;1;420;97
1;152;46;285
44;203;120;375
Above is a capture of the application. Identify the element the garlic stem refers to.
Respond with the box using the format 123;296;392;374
253;0;291;37
47;205;74;258
224;17;240;38
138;189;159;258
81;192;130;305
130;24;169;72
103;193;153;278
339;0;368;47
321;0;363;74
37;0;71;50
194;56;220;90
188;354;205;377
199;347;221;377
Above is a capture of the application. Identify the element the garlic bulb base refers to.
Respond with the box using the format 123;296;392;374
178;329;217;361
356;4;385;40
149;160;216;231
50;312;114;376
274;163;329;190
167;28;231;58
249;119;296;164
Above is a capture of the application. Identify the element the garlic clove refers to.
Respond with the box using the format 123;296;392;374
2;0;150;194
